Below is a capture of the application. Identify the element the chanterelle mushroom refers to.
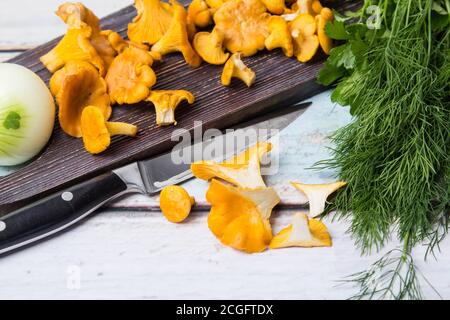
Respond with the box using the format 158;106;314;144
188;0;213;28
151;0;202;68
81;106;137;154
50;61;111;138
261;0;287;15
56;2;117;69
291;181;347;217
128;0;174;45
206;179;280;253
290;13;320;62
270;212;332;249
191;142;271;189
160;185;196;223
265;16;294;57
214;0;270;57
193;28;230;65
146;90;195;126
40;23;105;75
105;44;157;105
221;53;256;87
316;7;334;54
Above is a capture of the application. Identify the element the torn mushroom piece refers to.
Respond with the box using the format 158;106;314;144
221;53;256;87
40;23;105;75
283;0;323;21
291;181;347;217
193;28;230;65
128;0;174;45
270;212;332;249
265;16;294;57
160;185;195;223
81;106;137;155
316;7;334;55
290;13;319;63
55;2;118;69
146;90;195;126
50;61;111;138
188;0;213;28
105;45;157;105
214;0;270;57
191;142;271;189
151;0;202;68
206;179;280;253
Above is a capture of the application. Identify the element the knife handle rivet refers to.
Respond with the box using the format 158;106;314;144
62;192;74;202
0;221;6;232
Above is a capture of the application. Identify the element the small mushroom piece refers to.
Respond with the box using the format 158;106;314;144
81;106;137;154
105;45;157;105
128;0;174;45
291;181;347;217
316;7;334;54
50;61;111;138
283;0;322;21
214;0;270;57
193;28;230;65
206;179;280;253
221;53;256;87
40;24;105;75
260;0;287;15
265;16;294;57
146;90;195;126
205;0;227;11
270;212;332;249
160;185;195;223
151;1;202;68
191;142;271;189
290;13;320;62
188;0;213;28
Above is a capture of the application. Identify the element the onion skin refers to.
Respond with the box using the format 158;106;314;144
0;63;55;166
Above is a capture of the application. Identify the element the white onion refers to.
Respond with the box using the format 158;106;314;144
0;63;55;166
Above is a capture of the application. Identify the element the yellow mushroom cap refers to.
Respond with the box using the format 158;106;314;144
105;45;157;105
81;106;138;155
191;142;271;189
146;90;195;126
221;53;256;87
40;23;106;75
160;185;195;223
270;212;332;249
265;16;294;57
193;29;230;65
128;0;174;45
316;7;334;55
151;0;202;68
81;106;111;155
188;0;213;28
290;13;320;63
206;179;280;253
291;181;347;217
260;0;286;15
50;61;111;138
214;0;270;57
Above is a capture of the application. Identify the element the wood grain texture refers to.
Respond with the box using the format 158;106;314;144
0;1;359;209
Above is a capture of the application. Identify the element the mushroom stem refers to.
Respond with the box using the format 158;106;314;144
106;122;138;137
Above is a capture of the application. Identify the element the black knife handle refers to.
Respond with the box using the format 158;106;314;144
0;172;130;257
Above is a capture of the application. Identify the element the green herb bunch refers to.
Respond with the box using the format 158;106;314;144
317;0;450;299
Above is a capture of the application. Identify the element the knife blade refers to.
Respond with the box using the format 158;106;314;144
0;101;311;257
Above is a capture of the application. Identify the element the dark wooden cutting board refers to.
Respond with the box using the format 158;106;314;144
0;0;358;210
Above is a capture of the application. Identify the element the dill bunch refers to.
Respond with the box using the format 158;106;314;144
317;0;450;298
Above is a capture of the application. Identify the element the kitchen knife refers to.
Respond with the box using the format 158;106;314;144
0;102;311;257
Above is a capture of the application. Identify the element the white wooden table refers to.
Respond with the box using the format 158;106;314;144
0;0;449;300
